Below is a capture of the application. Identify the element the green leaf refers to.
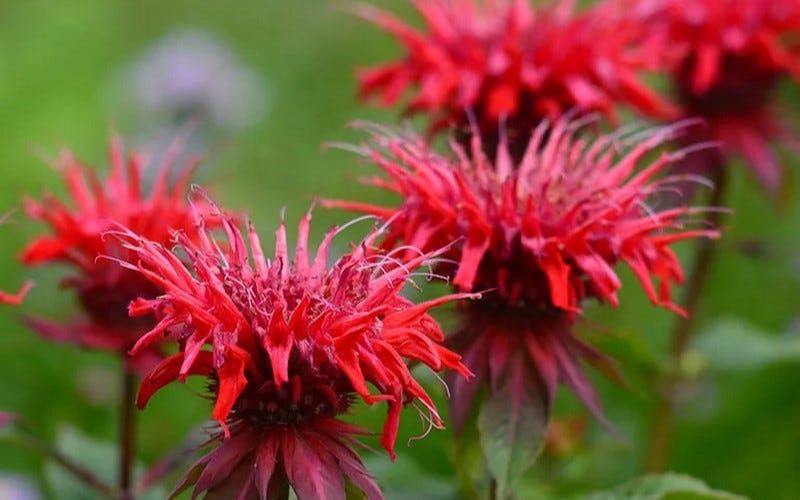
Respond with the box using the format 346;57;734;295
693;318;800;373
344;476;368;500
45;425;166;500
453;421;485;500
477;351;549;500
581;473;747;500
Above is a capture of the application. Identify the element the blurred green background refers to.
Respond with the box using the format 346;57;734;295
0;1;798;498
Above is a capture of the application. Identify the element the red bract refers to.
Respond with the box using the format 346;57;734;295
0;218;32;305
113;204;473;499
357;0;672;144
638;0;800;195
20;138;217;373
0;283;32;305
325;119;719;428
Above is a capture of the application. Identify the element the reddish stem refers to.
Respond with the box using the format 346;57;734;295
7;429;120;498
643;166;728;472
134;424;207;495
119;370;137;500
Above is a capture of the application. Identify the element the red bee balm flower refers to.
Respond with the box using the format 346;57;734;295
325;119;719;431
357;0;672;148
20;138;217;372
641;0;800;194
114;206;473;499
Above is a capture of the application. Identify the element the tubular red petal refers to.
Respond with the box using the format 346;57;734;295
137;351;213;409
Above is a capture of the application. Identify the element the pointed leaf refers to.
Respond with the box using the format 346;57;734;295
477;350;549;499
694;318;800;373
581;473;746;500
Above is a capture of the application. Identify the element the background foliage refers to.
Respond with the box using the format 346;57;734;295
0;1;798;498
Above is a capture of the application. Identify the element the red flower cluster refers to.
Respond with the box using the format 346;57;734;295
357;0;671;142
326;119;718;428
114;203;473;498
20;138;217;372
640;0;800;194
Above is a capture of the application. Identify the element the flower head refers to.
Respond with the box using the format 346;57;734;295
20;137;218;372
357;0;672;148
113;202;473;499
639;0;800;194
325;119;719;428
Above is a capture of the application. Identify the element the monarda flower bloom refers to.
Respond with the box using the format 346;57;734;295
325;119;719;434
113;205;474;499
639;0;800;195
356;0;672;154
20;138;218;373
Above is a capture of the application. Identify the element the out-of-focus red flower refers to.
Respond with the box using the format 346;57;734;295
19;138;218;373
356;0;672;149
325;119;719;430
638;0;800;195
113;203;473;499
0;411;18;427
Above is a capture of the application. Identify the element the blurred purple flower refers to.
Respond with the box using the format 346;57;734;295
0;474;40;500
0;412;17;427
128;29;268;129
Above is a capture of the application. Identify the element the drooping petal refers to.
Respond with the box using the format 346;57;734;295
137;351;214;409
283;432;346;500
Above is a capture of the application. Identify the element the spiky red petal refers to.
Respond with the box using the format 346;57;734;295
636;0;800;194
328;119;718;314
19;137;220;364
115;202;472;472
357;0;673;137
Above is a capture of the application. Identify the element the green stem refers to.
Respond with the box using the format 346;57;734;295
643;166;729;472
